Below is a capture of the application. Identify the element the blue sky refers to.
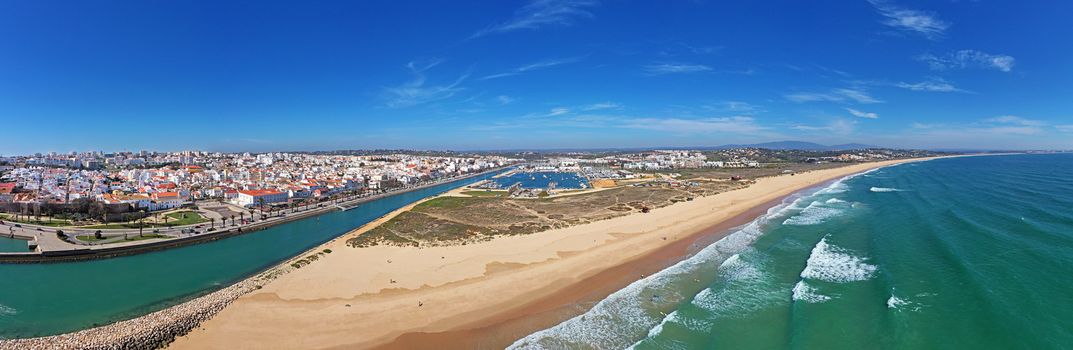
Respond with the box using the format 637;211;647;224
1;0;1071;154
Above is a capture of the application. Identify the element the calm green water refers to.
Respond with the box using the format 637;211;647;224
0;172;500;339
511;154;1073;349
0;237;28;253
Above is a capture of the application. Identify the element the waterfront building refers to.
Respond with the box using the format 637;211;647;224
235;190;288;207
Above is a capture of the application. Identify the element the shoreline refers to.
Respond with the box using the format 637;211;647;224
381;190;791;349
0;157;940;350
167;157;940;350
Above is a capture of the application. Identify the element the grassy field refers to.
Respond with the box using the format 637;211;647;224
163;211;209;226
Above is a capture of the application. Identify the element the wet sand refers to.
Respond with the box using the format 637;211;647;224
170;158;933;350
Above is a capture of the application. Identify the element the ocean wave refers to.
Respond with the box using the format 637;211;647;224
509;198;800;349
782;201;846;226
818;167;880;195
800;236;877;283
825;198;847;204
886;295;910;309
870;187;903;192
510;177;858;349
0;303;16;316
792;281;831;303
691;254;786;318
818;182;849;194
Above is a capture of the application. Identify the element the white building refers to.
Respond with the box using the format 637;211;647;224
234;189;288;207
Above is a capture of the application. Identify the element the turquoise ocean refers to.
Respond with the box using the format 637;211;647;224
510;154;1073;349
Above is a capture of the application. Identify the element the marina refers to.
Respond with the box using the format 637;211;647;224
491;171;590;190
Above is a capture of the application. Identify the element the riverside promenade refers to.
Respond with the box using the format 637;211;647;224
0;166;508;263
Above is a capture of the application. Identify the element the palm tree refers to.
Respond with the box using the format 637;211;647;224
230;214;236;226
210;217;215;230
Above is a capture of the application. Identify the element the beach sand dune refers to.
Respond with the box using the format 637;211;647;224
170;158;928;350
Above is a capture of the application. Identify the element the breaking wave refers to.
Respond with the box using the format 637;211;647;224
800;236;877;283
782;200;848;226
792;281;831;303
886;295;910;309
870;187;903;192
509;196;802;349
511;170;882;350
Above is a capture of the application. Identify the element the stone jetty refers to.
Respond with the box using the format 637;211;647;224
0;268;286;350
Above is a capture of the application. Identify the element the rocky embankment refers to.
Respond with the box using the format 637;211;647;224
0;269;283;350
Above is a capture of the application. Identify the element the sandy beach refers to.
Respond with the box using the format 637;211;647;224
169;158;933;350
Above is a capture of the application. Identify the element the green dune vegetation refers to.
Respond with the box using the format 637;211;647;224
347;179;750;248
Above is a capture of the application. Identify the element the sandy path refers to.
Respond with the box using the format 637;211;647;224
170;158;932;350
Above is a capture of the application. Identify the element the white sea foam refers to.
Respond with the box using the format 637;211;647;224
886;295;910;309
869;187;903;192
509;177;858;350
817;167;879;195
800;236;877;283
782;201;846;226
690;254;786;318
792;281;831;303
818;182;849;194
825;198;846;204
0;303;16;316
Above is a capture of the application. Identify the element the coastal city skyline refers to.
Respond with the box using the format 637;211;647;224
3;0;1073;155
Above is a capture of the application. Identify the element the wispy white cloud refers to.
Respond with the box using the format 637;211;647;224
986;115;1045;127
785;88;882;104
916;50;1016;72
644;63;713;74
1056;125;1073;133
792;119;857;135
470;0;599;39
704;101;765;114
846;108;879;119
481;56;584;80
868;0;949;40
912;116;1047;137
896;117;1068;149
911;122;944;129
479;105;772;136
896;77;966;92
383;60;469;108
496;95;515;105
971;115;1045;136
621;116;767;134
582;102;621;111
547;107;571;116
